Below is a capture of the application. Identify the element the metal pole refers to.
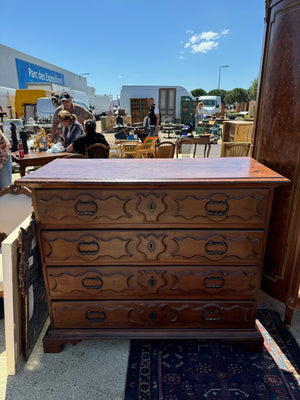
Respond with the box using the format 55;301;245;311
218;66;229;97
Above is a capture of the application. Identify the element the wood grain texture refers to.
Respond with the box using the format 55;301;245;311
252;0;300;324
14;157;287;352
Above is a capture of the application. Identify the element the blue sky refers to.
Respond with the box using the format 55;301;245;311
2;0;265;98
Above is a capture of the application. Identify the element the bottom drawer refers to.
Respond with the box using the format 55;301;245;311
51;300;256;329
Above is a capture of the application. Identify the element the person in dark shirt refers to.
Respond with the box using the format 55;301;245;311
66;119;109;157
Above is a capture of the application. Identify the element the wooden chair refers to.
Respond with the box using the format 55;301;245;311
155;141;176;158
137;136;158;158
86;143;110;158
120;141;139;158
194;136;211;158
220;142;251;157
176;138;197;158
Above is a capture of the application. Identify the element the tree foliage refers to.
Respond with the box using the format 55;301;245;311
191;76;259;104
191;88;207;98
208;89;227;103
248;76;258;100
224;88;249;104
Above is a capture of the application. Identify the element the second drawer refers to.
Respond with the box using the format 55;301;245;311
41;229;264;265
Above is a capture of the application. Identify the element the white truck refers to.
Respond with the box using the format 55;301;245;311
198;96;222;115
89;94;113;119
119;85;196;124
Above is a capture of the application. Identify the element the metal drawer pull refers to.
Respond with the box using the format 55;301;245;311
201;309;222;321
148;275;157;287
204;276;225;289
149;310;158;320
77;240;100;255
147;199;156;212
205;199;229;216
82;276;103;289
205;240;228;255
85;310;106;322
74;200;98;216
147;239;156;252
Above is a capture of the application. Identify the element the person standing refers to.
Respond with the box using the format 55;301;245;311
0;129;12;190
146;98;160;136
10;122;18;152
195;101;212;128
50;91;93;143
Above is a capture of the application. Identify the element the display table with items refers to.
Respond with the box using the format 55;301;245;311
16;157;289;353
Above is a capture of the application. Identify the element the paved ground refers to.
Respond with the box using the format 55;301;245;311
1;293;299;400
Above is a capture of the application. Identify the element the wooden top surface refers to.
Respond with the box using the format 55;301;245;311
15;158;289;188
11;150;67;162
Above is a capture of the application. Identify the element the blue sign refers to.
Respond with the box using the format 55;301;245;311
15;58;65;89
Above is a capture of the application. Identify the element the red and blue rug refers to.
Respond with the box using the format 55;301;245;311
125;310;300;399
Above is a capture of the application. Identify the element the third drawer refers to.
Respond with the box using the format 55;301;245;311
46;265;261;300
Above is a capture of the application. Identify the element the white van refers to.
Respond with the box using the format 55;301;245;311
120;85;195;123
198;96;222;115
36;97;92;122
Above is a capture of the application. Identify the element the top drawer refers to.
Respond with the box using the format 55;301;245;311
33;188;270;229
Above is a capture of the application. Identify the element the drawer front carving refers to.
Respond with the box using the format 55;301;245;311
46;265;261;300
51;300;256;329
41;230;264;266
34;188;269;228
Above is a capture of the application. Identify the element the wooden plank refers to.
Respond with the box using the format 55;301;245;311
2;216;31;375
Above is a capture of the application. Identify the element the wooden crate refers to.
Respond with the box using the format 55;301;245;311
222;121;253;142
100;116;132;132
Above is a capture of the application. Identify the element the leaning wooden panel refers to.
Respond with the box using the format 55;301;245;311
2;216;31;375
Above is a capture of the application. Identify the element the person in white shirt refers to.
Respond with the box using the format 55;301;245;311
195;102;212;128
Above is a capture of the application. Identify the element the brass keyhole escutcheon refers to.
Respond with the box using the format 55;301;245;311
148;275;157;287
147;199;156;213
147;239;156;252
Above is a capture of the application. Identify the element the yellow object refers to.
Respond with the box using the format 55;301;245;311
33;128;51;150
15;89;59;119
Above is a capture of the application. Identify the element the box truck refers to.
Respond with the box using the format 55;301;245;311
119;85;196;124
15;89;60;120
89;94;113;119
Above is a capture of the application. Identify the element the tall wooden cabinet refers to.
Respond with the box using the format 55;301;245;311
252;0;300;325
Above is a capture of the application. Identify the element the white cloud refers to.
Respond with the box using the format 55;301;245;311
186;29;194;34
200;31;219;41
191;41;219;54
221;29;229;36
181;28;229;55
190;34;200;44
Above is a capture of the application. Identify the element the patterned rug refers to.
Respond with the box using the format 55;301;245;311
125;310;300;400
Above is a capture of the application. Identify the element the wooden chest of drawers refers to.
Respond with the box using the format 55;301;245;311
16;157;288;352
